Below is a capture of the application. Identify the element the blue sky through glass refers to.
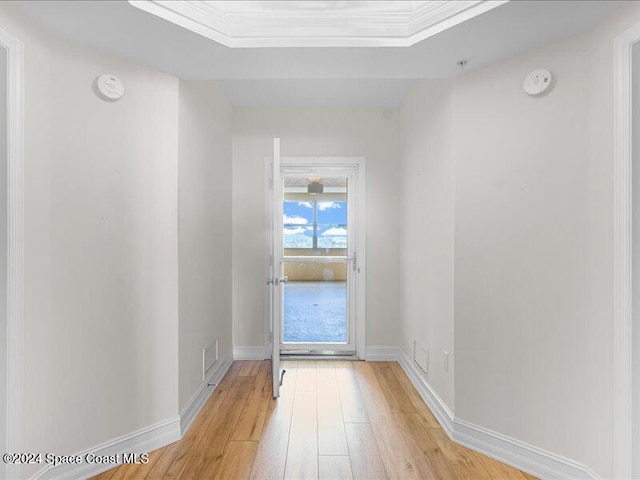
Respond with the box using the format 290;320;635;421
284;201;347;248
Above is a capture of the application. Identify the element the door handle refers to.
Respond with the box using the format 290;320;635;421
267;276;288;286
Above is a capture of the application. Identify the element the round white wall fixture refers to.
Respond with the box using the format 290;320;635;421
523;69;552;96
95;74;125;101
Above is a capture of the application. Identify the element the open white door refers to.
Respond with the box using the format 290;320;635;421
269;138;283;398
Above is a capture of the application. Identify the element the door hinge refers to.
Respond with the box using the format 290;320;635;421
352;251;357;272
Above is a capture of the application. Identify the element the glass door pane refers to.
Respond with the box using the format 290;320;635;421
283;260;349;344
282;176;348;256
281;174;354;352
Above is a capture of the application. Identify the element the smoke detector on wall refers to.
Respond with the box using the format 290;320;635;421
523;69;552;96
94;74;125;101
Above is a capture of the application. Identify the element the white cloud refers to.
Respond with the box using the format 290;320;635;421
306;226;314;231
283;227;306;235
283;214;308;225
318;201;341;211
322;227;347;236
298;201;313;208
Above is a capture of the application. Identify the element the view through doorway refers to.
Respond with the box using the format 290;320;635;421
282;176;350;346
267;152;365;381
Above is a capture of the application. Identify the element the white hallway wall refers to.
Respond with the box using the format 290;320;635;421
452;25;610;477
0;6;234;478
232;107;402;351
0;8;179;478
397;3;640;478
398;80;455;413
178;80;233;412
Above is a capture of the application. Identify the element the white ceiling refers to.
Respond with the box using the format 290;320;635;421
8;0;621;106
128;1;507;48
220;79;417;107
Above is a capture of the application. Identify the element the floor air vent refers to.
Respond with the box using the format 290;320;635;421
203;338;219;381
413;340;429;377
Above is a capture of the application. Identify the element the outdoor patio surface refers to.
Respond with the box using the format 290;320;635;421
283;281;347;342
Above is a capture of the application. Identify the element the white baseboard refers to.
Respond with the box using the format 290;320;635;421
372;346;601;480
233;346;268;360
179;352;233;436
396;348;455;437
29;353;233;480
369;347;455;437
365;345;401;361
30;417;181;480
453;418;601;480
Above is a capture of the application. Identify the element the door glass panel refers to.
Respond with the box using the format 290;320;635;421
283;261;348;343
317;200;347;248
282;176;348;256
282;176;349;345
283;200;314;248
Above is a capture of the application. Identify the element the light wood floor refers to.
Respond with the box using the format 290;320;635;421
91;360;537;480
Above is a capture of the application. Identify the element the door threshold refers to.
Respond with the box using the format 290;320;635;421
280;350;358;360
280;355;359;361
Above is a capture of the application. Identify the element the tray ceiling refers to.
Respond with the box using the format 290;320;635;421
128;0;508;48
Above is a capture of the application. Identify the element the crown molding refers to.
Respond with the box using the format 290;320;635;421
128;0;509;48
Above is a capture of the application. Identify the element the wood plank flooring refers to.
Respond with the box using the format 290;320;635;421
90;360;537;480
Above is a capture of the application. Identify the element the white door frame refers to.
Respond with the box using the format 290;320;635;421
265;156;366;359
0;26;24;480
614;21;640;480
270;138;282;398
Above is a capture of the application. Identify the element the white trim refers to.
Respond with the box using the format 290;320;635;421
453;419;600;480
396;349;455;437
180;352;232;436
365;346;403;362
0;25;24;480
408;1;509;46
613;21;640;480
355;159;367;361
264;158;273;363
369;347;601;480
233;346;268;360
28;353;232;480
30;417;181;480
271;138;282;399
